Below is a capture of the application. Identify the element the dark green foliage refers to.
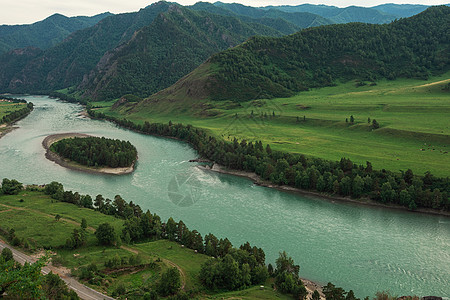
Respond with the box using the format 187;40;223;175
272;251;306;298
42;271;80;300
65;228;87;249
95;223;116;246
50;136;137;168
157;267;181;296
0;255;48;299
0;13;111;54
1;247;13;262
1;178;23;195
372;119;380;129
322;282;360;300
205;6;450;101
49;91;87;105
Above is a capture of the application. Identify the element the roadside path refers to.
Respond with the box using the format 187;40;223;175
0;239;115;300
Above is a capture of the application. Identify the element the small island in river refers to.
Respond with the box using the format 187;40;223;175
43;133;137;175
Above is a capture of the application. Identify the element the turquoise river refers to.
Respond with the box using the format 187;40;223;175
0;96;449;297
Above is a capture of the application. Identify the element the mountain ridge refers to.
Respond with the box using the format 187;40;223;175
79;4;287;101
0;12;112;54
136;5;449;106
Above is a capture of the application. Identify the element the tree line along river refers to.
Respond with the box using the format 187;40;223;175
0;95;448;298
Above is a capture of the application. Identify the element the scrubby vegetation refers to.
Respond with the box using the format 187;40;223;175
50;136;137;168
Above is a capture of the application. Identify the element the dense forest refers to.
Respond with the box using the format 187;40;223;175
0;102;33;124
79;5;286;101
88;110;450;212
167;6;449;101
50;137;137;168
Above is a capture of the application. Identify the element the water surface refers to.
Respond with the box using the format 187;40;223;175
0;96;448;297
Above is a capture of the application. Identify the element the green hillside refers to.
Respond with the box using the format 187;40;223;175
0;1;173;93
0;2;313;96
79;5;286;101
98;72;450;177
154;6;449;102
0;12;112;54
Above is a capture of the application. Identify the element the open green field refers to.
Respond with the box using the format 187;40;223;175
0;190;288;299
0;191;123;232
135;239;208;291
97;74;450;177
0;191;122;248
0;101;26;120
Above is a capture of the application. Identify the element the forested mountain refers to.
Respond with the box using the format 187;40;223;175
372;4;431;18
261;4;397;24
0;1;173;93
79;5;285;101
0;2;443;99
211;2;333;28
143;6;449;102
190;2;301;35
0;13;112;54
0;1;321;97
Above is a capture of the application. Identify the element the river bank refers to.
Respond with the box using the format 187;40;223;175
198;163;450;217
85;108;450;217
0;123;16;139
42;133;135;175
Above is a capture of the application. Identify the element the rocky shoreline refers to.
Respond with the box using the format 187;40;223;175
42;133;135;175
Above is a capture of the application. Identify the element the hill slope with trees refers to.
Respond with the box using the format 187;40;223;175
0;12;111;54
0;2;313;97
0;2;173;94
144;6;449;102
78;5;288;101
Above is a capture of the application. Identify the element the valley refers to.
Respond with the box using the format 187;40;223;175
0;2;449;299
96;74;450;177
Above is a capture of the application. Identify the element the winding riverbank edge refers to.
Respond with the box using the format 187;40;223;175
0;105;34;139
85;108;450;217
42;133;135;175
198;164;450;217
0;124;17;139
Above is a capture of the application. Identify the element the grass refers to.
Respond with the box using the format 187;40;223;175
0;191;123;248
134;239;209;291
0;191;299;299
0;191;123;233
0;209;87;248
205;285;293;300
0;101;26;121
98;74;450;177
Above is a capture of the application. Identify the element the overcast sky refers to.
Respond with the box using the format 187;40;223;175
0;0;447;25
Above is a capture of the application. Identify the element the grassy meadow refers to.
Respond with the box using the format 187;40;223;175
0;101;26;121
95;74;450;177
0;190;289;299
